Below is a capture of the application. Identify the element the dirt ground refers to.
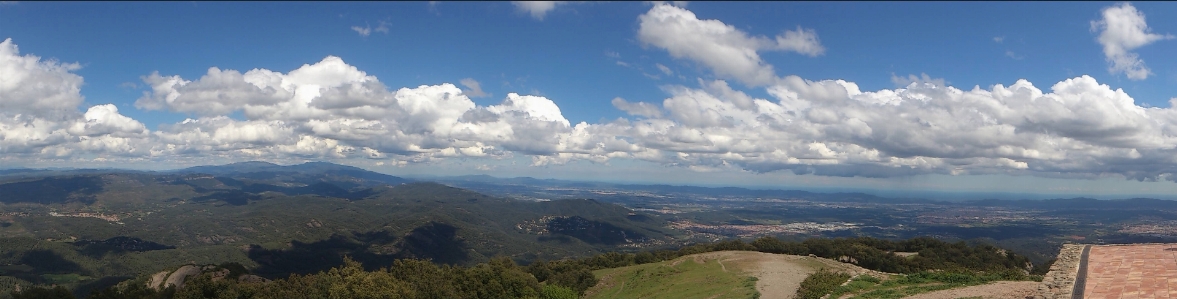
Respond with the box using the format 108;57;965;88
691;251;876;299
588;251;1037;299
899;281;1039;299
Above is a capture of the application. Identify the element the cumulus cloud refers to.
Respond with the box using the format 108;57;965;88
638;3;824;86
11;37;1177;184
512;1;565;20
0;38;84;116
1091;3;1173;80
0;39;146;157
68;105;148;138
127;56;590;163
135;67;292;116
635;74;1177;180
612;97;663;118
459;78;490;98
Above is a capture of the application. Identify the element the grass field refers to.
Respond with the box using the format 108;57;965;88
824;272;1021;299
586;255;760;299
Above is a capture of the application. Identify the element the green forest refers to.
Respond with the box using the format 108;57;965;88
11;236;1047;299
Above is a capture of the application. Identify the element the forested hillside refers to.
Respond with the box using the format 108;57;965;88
10;235;1045;299
0;164;674;298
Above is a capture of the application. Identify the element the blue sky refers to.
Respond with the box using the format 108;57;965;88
2;2;1177;198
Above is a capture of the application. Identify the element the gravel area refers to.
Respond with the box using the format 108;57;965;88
692;251;878;299
901;281;1040;299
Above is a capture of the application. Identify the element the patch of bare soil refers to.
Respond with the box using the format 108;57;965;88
693;251;878;299
900;281;1039;299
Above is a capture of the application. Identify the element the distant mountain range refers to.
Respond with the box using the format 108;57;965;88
176;161;413;189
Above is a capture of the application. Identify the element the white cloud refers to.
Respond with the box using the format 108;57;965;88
656;63;673;75
0;39;148;157
135;67;292;116
993;36;1004;43
375;21;390;34
351;26;372;37
0;38;84;116
10;37;1177;184
890;73;946;88
129;56;585;162
774;26;825;57
488;93;570;126
1091;3;1173;80
512;1;564;20
612;97;663;118
460;78;490;98
68;104;148;138
351;20;389;37
637;4;824;86
612;74;1177;180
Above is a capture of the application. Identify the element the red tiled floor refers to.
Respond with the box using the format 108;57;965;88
1085;244;1177;299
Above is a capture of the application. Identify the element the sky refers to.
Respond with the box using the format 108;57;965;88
2;1;1177;198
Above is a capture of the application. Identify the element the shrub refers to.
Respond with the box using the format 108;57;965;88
795;270;851;299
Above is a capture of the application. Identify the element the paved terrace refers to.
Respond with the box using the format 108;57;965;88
1042;244;1177;299
1084;244;1177;299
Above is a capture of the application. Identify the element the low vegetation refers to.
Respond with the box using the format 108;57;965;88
796;270;852;299
585;256;759;299
60;257;574;299
807;271;1034;299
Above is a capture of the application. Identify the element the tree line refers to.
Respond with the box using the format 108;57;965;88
11;236;1048;299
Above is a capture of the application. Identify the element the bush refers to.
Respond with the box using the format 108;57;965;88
539;284;579;299
853;275;880;284
11;286;76;299
795;270;851;299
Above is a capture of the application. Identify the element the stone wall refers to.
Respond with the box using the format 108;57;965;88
1038;244;1085;299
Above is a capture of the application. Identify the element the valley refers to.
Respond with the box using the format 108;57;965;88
1;162;1175;298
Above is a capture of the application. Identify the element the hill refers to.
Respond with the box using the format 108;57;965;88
0;163;675;297
177;161;413;189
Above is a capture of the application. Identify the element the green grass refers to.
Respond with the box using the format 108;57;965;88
822;272;1022;299
587;256;759;299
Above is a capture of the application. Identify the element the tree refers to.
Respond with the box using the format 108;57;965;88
539;284;578;299
11;286;76;299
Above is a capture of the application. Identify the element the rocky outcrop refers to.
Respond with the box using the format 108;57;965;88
147;265;196;291
145;264;270;291
238;274;270;283
1038;244;1085;299
164;265;202;289
146;270;169;290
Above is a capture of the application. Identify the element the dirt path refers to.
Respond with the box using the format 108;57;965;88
899;281;1039;299
692;251;874;299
